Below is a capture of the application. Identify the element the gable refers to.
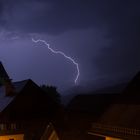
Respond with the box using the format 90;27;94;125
123;71;140;95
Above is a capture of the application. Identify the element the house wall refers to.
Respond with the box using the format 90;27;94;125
48;130;59;140
40;123;59;140
106;137;123;140
0;134;24;140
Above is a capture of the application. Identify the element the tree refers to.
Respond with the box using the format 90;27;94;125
40;85;61;105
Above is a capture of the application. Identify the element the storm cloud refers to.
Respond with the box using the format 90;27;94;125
0;0;97;34
0;0;140;90
95;1;140;83
1;0;137;34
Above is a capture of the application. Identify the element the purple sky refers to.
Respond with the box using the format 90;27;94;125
0;0;140;91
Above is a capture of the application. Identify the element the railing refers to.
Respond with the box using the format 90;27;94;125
92;123;140;136
0;122;24;135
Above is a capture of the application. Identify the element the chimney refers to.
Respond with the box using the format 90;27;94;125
0;62;15;96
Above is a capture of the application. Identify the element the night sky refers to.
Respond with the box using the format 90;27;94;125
0;0;140;91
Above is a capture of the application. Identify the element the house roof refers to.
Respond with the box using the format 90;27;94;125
98;101;140;128
123;71;140;95
89;99;140;139
0;62;9;79
97;71;140;129
89;71;140;138
67;94;119;114
0;80;29;112
0;86;14;112
66;94;121;124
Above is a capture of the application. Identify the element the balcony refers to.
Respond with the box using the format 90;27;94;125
89;123;140;138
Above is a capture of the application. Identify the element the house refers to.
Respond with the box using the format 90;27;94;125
59;93;119;140
88;72;140;140
0;61;59;140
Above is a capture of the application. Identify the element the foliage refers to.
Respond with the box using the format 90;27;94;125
40;85;61;105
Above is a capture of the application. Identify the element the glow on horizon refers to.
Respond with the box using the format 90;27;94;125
31;38;80;84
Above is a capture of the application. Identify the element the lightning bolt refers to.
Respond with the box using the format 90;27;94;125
31;38;80;84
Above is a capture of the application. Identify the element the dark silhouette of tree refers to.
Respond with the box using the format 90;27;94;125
40;85;61;105
40;85;64;126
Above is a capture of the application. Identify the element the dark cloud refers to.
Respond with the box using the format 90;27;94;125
2;0;136;34
0;0;140;89
0;1;6;26
0;0;139;33
0;0;96;34
95;2;140;82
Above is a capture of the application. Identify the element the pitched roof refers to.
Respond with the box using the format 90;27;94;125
67;94;119;114
123;71;140;95
89;102;140;139
0;80;29;112
13;80;29;93
98;102;140;128
0;86;14;112
0;62;9;84
95;71;140;128
89;72;140;138
66;94;121;124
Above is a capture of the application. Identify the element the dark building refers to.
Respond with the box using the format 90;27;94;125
88;72;140;140
0;61;59;140
61;92;120;140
